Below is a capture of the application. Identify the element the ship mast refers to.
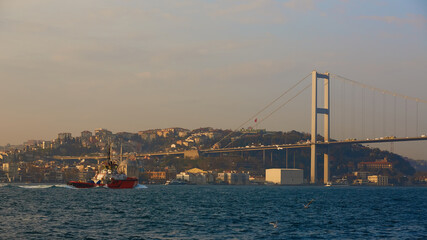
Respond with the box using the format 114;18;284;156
120;142;123;163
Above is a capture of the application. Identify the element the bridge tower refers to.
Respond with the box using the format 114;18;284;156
311;71;330;184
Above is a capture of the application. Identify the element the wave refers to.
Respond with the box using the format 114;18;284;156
0;184;23;189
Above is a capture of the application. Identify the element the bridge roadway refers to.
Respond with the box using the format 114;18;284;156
137;136;427;157
52;155;108;160
52;136;427;160
200;136;427;154
147;136;427;156
318;136;427;146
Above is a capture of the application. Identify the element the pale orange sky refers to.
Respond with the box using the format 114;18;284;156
1;0;426;159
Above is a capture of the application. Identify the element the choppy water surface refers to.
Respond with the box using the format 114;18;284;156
0;184;425;239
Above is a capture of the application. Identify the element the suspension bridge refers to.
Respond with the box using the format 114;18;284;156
134;70;427;184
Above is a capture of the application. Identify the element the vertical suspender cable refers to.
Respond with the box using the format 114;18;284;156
212;73;311;148
271;152;273;166
330;75;333;138
373;89;376;138
332;72;427;138
342;81;345;138
351;84;355;137
394;95;397;137
362;88;365;138
382;92;386;137
405;98;408;137
331;76;334;139
416;100;419;136
293;151;296;168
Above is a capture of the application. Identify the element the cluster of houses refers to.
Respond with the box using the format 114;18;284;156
175;168;250;185
0;150;394;186
0;157;104;183
0;153;255;185
1;159;79;183
350;158;393;186
352;172;389;185
2;127;229;155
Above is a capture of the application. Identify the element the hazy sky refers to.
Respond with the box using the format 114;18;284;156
1;0;426;159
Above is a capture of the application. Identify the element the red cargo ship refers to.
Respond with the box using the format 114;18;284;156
67;154;138;189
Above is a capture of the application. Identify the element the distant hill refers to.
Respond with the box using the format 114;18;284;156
406;158;427;171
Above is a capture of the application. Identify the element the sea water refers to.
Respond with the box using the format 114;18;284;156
0;184;425;239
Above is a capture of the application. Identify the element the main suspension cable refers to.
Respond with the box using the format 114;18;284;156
331;73;427;103
223;83;311;148
212;73;311;148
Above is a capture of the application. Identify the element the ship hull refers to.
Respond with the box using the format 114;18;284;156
67;181;98;188
67;178;138;189
106;178;138;189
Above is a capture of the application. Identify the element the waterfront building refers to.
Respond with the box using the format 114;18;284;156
141;167;176;183
2;162;18;182
0;169;7;182
368;175;389;186
176;172;196;183
63;166;79;182
78;167;96;182
176;168;215;184
43;167;63;183
164;166;177;180
353;179;367;185
353;171;370;181
266;168;303;185
145;171;166;181
117;159;139;178
217;172;250;185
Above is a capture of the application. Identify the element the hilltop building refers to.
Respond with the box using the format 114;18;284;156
81;131;92;139
94;128;112;142
358;158;393;171
58;133;72;141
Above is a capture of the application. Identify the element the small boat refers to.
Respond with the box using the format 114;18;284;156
67;146;138;189
325;180;349;187
165;179;186;185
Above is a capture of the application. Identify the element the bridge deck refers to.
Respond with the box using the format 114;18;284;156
52;137;427;159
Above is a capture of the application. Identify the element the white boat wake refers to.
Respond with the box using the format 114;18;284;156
1;183;147;190
17;184;74;189
17;184;55;189
135;184;148;189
